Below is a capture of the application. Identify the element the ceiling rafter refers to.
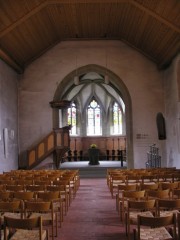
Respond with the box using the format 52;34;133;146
0;0;179;39
0;0;179;73
130;0;180;34
0;1;48;38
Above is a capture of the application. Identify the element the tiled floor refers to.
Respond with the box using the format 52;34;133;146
57;178;128;240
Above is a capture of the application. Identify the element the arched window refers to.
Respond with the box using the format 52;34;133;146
113;102;122;134
67;102;77;135
87;99;101;135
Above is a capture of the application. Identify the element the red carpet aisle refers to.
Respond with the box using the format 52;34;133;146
58;178;126;240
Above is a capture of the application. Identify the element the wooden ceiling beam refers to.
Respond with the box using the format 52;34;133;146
0;0;179;39
0;48;23;73
48;0;180;34
130;0;180;34
0;1;48;38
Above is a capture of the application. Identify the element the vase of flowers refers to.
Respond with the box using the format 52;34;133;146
90;143;97;149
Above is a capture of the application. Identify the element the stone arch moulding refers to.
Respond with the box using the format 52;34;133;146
53;64;134;168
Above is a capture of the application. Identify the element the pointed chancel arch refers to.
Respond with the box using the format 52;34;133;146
53;64;133;168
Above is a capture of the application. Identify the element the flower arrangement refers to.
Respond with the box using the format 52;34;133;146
90;143;97;148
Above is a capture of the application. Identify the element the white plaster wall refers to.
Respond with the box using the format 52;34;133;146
164;55;180;168
0;59;19;172
19;40;164;168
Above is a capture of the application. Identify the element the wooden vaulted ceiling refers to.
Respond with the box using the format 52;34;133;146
0;0;180;74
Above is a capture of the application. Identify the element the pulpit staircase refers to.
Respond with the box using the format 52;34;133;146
22;100;72;170
25;126;71;169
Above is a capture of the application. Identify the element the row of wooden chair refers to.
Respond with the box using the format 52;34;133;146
116;186;180;217
107;168;180;198
0;198;57;240
0;169;80;205
0;169;80;240
116;182;180;211
107;167;179;181
114;186;180;239
126;198;180;237
0;192;73;239
107;167;178;177
112;180;180;239
1;169;80;191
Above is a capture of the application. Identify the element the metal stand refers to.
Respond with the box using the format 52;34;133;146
146;144;161;168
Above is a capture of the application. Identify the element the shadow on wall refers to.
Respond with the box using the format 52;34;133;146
168;148;174;167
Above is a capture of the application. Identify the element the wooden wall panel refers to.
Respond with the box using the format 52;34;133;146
47;134;54;151
38;143;45;158
28;150;36;166
70;136;126;157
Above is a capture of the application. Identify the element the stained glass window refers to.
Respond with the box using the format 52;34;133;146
113;102;122;134
87;99;101;135
67;102;77;135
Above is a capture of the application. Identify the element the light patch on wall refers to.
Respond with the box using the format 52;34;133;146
168;148;174;167
3;128;8;158
10;129;14;140
173;125;176;136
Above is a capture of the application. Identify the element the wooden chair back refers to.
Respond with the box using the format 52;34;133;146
120;190;146;222
140;183;159;191
4;216;46;240
160;182;179;198
122;190;146;200
24;200;56;240
37;191;60;201
126;199;156;238
24;201;52;213
6;185;25;192
137;214;176;240
26;185;46;192
147;189;170;200
160;182;179;190
0;192;11;201
109;175;127;198
16;179;34;186
172;188;180;199
0;200;22;212
157;198;180;217
46;185;68;215
116;184;138;212
13;191;35;201
0;185;6;191
0;200;23;220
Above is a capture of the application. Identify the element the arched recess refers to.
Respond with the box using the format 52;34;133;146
53;64;134;168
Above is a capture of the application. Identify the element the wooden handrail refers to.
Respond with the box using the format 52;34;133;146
27;126;71;169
